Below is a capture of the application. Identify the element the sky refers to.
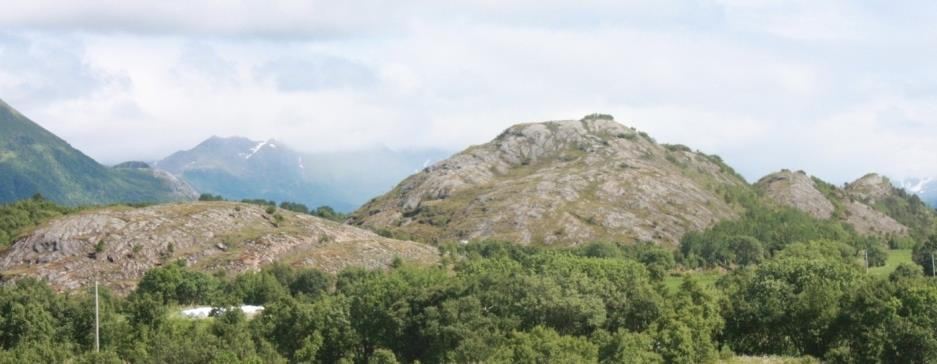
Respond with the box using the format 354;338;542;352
2;1;937;184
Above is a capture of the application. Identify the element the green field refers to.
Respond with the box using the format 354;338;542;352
668;249;916;293
869;249;913;277
664;270;723;292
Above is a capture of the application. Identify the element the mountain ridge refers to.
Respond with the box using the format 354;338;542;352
0;98;198;205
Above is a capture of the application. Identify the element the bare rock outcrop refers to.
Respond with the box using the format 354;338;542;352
846;173;895;203
349;115;748;246
755;170;835;219
843;200;907;236
756;170;909;237
0;201;438;293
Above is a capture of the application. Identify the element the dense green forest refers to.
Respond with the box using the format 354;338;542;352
0;238;936;363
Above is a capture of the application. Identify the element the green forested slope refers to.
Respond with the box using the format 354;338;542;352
0;99;192;205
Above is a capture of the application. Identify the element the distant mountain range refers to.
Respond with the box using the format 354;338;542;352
0;98;197;205
0;97;446;211
155;136;449;212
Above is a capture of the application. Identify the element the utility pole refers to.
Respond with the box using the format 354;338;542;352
94;278;100;353
864;250;869;273
930;252;937;277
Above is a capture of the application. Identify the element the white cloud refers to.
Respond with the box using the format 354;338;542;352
2;1;937;183
254;55;376;91
0;33;129;108
0;1;410;38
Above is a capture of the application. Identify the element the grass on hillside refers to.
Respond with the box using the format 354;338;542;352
869;248;912;277
667;249;916;293
664;270;723;293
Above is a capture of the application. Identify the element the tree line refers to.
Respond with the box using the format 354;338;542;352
1;238;937;363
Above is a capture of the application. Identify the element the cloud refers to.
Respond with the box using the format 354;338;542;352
0;33;129;108
172;42;239;88
0;1;728;38
0;1;411;38
2;1;937;183
254;55;376;92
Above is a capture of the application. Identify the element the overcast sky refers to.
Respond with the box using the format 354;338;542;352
2;1;937;184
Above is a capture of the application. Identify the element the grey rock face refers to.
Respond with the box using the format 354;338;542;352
844;200;908;236
350;116;748;246
755;170;835;219
756;170;909;237
847;173;895;203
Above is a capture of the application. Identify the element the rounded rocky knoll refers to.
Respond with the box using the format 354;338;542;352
0;201;439;293
350;115;749;246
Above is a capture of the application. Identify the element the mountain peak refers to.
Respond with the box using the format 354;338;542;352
756;170;909;237
198;135;258;148
480;116;651;171
350;116;745;246
847;173;894;202
756;170;834;219
498;114;634;141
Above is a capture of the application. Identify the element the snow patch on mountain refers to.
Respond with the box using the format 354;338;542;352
903;177;935;194
245;141;268;159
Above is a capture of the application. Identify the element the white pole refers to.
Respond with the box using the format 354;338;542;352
865;250;869;272
95;279;100;353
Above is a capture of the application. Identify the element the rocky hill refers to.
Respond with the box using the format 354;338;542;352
349;115;749;246
755;170;908;237
0;98;197;205
755;170;836;219
0;201;438;293
846;173;895;202
847;173;937;240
